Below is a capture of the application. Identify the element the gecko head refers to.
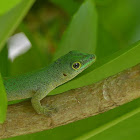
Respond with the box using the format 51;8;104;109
56;50;96;81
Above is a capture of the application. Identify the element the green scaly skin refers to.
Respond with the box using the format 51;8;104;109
4;51;96;115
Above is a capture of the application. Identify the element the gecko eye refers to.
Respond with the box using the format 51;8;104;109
72;62;81;70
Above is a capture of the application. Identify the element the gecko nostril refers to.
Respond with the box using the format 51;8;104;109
90;57;94;60
90;55;96;60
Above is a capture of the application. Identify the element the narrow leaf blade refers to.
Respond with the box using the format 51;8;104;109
0;74;7;124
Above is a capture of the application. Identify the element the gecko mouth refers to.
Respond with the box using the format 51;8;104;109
81;54;96;70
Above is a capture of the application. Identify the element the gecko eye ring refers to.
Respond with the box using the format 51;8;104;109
72;62;81;70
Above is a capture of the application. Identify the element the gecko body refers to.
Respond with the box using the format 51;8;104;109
4;51;96;115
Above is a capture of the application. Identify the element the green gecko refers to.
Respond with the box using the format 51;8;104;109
4;51;96;115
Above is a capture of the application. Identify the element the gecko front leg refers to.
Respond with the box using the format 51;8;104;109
31;87;55;116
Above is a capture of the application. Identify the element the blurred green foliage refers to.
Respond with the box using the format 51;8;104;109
51;0;82;15
0;0;140;139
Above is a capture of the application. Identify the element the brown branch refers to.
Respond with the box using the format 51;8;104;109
1;64;140;139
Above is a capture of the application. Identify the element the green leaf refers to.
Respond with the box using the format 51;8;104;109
0;74;7;124
95;0;140;48
75;106;140;140
0;0;35;52
0;0;21;15
95;24;120;59
49;40;140;95
53;0;97;60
